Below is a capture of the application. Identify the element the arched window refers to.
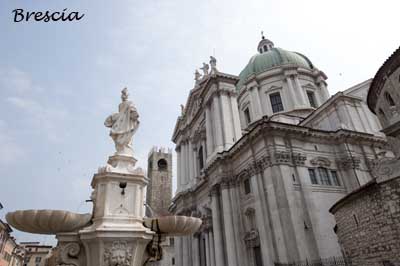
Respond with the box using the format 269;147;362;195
385;92;396;106
198;146;204;170
157;159;167;171
263;45;268;52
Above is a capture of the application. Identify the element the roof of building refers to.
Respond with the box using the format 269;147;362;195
367;45;400;113
236;43;315;90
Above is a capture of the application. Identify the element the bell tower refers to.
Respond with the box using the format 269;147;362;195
146;147;173;216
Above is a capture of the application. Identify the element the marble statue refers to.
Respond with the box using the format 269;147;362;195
210;56;217;73
104;88;139;156
194;69;201;83
200;63;209;76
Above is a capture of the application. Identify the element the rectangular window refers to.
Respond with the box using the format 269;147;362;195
244;178;251;194
35;257;42;262
270;93;284;113
318;167;331;185
244;108;251;125
307;91;317;108
308;169;318;184
330;171;341;186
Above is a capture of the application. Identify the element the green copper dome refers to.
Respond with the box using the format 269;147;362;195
237;46;315;90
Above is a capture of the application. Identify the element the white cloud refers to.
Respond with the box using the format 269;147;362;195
0;67;43;94
6;96;69;143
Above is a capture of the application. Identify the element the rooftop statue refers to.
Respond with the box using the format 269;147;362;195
194;69;202;83
104;88;139;156
200;63;209;76
210;56;217;73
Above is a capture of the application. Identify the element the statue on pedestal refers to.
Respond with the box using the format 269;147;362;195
104;88;139;156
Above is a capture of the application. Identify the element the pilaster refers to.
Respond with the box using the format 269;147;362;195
205;105;214;157
221;184;238;266
210;186;225;266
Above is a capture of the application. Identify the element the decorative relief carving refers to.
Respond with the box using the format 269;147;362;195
104;241;132;266
336;157;361;170
244;229;260;248
273;151;291;164
56;242;81;266
310;156;331;167
293;153;307;165
370;157;400;180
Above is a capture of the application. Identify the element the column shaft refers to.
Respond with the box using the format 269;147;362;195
192;236;200;266
205;233;211;266
182;236;190;266
294;76;308;106
212;97;224;152
230;96;242;140
220;93;235;149
176;149;181;192
221;186;238;266
176;237;183;266
205;105;214;157
250;175;275;265
188;141;194;183
211;191;225;266
250;87;263;120
208;230;216;266
285;76;298;109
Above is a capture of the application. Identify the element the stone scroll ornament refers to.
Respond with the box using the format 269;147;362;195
104;241;132;266
56;243;81;266
104;88;140;156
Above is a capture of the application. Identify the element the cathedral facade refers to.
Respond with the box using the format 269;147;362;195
170;37;391;266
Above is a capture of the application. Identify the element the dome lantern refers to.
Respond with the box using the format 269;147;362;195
257;31;274;53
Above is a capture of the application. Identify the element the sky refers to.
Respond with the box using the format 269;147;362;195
0;0;399;245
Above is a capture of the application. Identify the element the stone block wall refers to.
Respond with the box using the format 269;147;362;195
330;176;400;266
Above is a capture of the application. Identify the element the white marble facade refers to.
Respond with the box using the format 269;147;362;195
170;38;392;266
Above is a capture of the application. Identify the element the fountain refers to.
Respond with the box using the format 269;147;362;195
6;88;201;266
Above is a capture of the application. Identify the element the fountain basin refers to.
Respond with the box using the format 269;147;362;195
143;216;202;236
6;210;91;234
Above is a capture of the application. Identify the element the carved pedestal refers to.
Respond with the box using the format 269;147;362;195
79;160;154;266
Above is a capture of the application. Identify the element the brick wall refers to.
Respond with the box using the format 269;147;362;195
331;177;400;266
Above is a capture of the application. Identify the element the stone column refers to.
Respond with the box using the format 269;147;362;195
319;80;330;101
192;235;200;266
205;104;214;157
250;174;276;265
285;76;298;109
182;236;190;266
220;93;235;149
181;143;186;188
202;139;207;168
185;142;190;186
176;237;183;266
192;144;198;179
221;183;238;266
212;96;224;152
294;76;308;106
210;187;225;266
229;185;245;265
250;86;263;120
230;96;242;140
208;230;216;266
176;148;181;192
205;233;211;266
189;141;194;183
